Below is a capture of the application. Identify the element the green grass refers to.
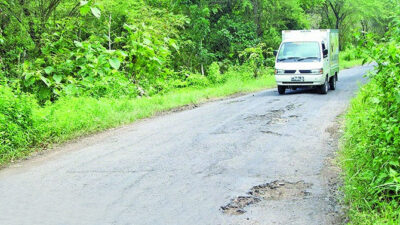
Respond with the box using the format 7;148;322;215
340;58;364;70
344;202;400;225
340;70;400;223
340;49;364;70
1;74;276;166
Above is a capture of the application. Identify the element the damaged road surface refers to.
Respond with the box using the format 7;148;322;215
0;66;372;225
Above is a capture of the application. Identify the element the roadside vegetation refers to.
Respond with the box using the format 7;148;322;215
340;7;400;224
339;49;364;70
1;66;275;164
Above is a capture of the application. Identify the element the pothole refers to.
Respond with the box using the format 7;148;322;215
248;180;312;201
285;104;296;111
245;109;286;125
221;180;312;215
268;117;288;125
220;196;261;215
260;130;283;136
267;110;286;125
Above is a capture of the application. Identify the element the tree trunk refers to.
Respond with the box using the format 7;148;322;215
108;14;112;50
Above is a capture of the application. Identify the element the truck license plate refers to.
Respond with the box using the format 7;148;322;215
291;76;304;82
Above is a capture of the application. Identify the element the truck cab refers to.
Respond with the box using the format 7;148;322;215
274;30;339;94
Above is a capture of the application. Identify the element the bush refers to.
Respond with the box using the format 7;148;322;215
224;64;255;81
0;86;38;162
186;73;210;87
341;16;400;223
340;48;359;61
207;62;223;83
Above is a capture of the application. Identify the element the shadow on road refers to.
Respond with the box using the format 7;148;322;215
284;87;320;95
261;87;321;97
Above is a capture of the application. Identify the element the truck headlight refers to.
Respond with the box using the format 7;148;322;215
275;69;284;75
311;68;323;74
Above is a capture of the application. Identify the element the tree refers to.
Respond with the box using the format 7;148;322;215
324;0;349;29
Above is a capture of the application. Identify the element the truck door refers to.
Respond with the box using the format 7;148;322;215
322;42;329;78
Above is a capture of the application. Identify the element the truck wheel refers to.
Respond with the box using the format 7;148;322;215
278;86;286;95
319;78;329;94
329;75;336;90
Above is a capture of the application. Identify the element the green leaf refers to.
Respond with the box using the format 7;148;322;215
91;7;101;18
38;87;51;101
74;41;83;48
80;0;88;6
362;58;368;65
389;160;400;167
40;76;51;87
109;58;121;70
53;75;63;84
24;73;36;87
44;66;55;75
80;5;90;16
371;97;380;104
64;84;77;96
24;72;34;81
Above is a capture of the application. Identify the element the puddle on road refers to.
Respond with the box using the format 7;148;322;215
221;180;312;215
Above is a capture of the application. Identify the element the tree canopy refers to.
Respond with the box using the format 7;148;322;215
0;0;396;102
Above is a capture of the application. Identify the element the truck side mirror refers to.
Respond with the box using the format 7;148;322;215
323;49;328;58
273;50;278;56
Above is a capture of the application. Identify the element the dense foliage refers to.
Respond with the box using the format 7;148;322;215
0;0;394;102
341;6;400;223
0;86;37;161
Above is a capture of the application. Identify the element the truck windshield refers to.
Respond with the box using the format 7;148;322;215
277;42;321;62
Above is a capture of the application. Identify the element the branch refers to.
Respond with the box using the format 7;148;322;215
43;0;62;21
0;2;23;24
328;0;339;18
68;1;81;17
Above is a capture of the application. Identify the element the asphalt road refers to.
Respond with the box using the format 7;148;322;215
0;65;373;225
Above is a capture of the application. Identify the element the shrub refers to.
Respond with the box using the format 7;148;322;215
0;86;38;162
340;48;360;61
207;62;223;83
224;64;254;81
341;15;400;223
186;73;210;87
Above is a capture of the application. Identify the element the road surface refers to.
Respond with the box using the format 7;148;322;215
0;65;372;225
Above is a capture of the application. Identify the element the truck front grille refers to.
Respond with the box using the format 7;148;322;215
284;70;296;74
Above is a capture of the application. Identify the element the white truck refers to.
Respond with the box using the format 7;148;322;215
274;29;339;94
